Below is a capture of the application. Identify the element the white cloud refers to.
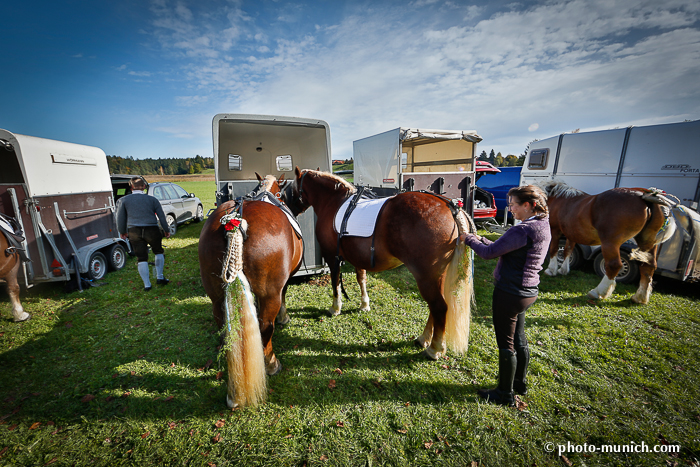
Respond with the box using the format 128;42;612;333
144;0;700;158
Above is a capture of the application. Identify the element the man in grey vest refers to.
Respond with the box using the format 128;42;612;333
116;177;171;291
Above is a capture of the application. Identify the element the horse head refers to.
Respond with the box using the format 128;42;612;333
537;180;587;199
253;173;289;199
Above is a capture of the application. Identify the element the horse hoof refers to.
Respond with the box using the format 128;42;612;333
587;290;600;299
359;305;371;312
226;394;239;409
544;269;555;276
276;314;291;326
266;359;283;376
414;338;428;349
14;312;31;323
329;308;341;317
421;348;440;361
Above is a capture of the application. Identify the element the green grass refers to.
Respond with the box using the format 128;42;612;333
1;181;699;466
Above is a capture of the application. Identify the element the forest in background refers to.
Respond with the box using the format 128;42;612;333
107;155;214;175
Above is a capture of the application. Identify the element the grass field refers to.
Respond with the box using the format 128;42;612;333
1;179;699;466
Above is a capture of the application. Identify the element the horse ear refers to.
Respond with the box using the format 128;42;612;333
316;167;320;172
295;166;302;178
278;173;286;182
255;172;263;182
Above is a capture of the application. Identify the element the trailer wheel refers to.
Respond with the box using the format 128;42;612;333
87;251;108;281
557;244;583;270
195;204;204;222
108;244;127;271
166;215;177;236
593;250;639;284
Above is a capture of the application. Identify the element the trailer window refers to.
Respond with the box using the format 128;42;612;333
528;149;549;170
228;154;242;171
276;155;293;172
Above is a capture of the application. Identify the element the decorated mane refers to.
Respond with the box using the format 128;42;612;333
538;180;587;199
306;169;357;194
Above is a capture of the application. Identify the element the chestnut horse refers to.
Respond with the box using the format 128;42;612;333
1;222;30;322
541;181;677;304
198;174;303;407
283;167;474;361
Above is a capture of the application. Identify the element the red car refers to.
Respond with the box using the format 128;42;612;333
473;161;500;221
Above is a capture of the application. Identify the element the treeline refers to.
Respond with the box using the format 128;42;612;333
107;155;214;175
477;149;526;167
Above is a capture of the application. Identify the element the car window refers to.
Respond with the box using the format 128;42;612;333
163;185;179;200
152;186;165;200
172;184;189;199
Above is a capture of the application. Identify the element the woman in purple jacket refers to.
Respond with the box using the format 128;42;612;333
460;185;551;406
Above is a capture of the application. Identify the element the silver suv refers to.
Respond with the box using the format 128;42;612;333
147;182;204;235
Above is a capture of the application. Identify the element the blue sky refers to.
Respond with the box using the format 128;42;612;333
3;0;699;161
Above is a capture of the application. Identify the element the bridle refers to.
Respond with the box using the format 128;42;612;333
296;171;310;208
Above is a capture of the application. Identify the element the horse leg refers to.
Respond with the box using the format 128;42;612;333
631;245;658;305
6;262;29;322
558;239;575;275
544;233;561;276
276;284;291;326
588;245;621;300
415;314;433;350
328;260;343;317
356;268;370;312
259;294;283;376
413;274;448;361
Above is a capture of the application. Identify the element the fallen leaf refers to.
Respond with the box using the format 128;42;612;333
515;397;528;412
45;457;58;465
214;419;225;429
320;455;329;461
141;431;150;439
163;396;174;402
335;421;344;427
334;368;343;375
81;395;96;403
170;363;175;367
0;447;7;457
470;462;479;467
441;364;449;369
424;441;434;449
328;380;336;389
285;434;293;439
561;455;573;466
397;429;407;434
168;422;177;430
29;422;41;430
122;391;131;398
212;433;221;443
216;371;224;380
204;359;213;370
8;424;18;431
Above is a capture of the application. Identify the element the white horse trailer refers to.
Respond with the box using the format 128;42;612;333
353;128;483;216
212;114;332;276
0;129;129;287
520;120;700;282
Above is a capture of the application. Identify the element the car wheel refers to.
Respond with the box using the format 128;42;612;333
593;250;640;284
167;214;177;236
87;251;108;281
108;244;127;271
195;204;204;222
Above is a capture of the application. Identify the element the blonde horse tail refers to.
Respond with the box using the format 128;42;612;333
222;226;267;408
444;209;475;355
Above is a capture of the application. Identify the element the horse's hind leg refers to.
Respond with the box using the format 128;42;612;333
276;284;291;326
588;244;621;300
7;262;29;322
259;294;283;376
544;233;561;276
412;273;448;361
631;244;657;305
356;268;370;312
415;314;433;350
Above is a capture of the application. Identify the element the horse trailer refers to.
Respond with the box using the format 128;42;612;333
352;128;487;217
212;114;332;276
520;120;700;282
0;129;128;287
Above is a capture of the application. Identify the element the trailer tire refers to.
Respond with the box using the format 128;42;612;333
593;250;639;284
166;215;177;236
108;244;127;271
87;251;108;281
557;244;583;270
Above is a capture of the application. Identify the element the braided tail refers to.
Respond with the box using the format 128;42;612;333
444;209;475;354
222;225;267;408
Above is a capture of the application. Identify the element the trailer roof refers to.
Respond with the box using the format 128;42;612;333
0;129;112;197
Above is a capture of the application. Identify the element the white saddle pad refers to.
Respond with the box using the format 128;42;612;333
334;196;392;237
0;217;13;233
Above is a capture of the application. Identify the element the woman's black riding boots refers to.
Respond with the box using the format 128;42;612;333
478;349;516;406
513;346;530;395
